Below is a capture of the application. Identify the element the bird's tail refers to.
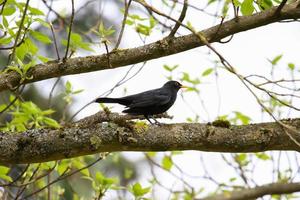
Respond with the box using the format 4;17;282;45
94;97;129;105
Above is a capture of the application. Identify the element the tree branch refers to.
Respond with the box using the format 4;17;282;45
0;111;300;164
201;182;300;200
0;2;299;92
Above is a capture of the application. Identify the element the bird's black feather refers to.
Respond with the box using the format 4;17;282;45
94;80;183;124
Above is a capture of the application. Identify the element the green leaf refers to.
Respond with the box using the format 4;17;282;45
171;151;183;155
62;32;93;51
2;16;9;28
65;81;72;93
73;159;90;177
129;14;146;21
234;153;248;166
72;89;84;94
95;171;118;188
41;109;55;115
234;111;251;124
0;104;7;112
163;64;179;72
30;30;52;44
15;42;28;61
124;168;133;179
130;183;151;197
162;156;173;171
0;174;13;182
255;153;271;160
43;117;60;128
136;23;151;35
241;0;254;16
202;68;214;76
125;19;134;25
146;152;156;157
229;177;237;182
0;166;10;175
268;54;282;65
34;18;50;28
2;6;16;16
28;6;44;15
25;38;38;55
57;160;70;175
0;36;12;45
149;16;157;28
0;166;12;182
257;0;273;10
288;63;295;71
37;55;50;62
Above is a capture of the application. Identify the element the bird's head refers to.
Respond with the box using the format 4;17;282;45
163;80;187;91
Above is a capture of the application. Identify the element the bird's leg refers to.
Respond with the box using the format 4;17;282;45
152;117;161;125
144;115;154;125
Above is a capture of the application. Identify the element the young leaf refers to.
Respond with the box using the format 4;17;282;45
202;68;213;76
288;63;295;71
130;183;151;197
241;0;254;16
30;30;52;44
268;54;283;65
43;117;61;128
2;6;16;16
162;156;173;171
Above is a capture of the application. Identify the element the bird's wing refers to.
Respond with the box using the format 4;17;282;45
127;90;171;108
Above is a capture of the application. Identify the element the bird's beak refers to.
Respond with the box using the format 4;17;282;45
180;85;188;89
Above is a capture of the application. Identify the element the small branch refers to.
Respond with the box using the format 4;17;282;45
64;0;75;60
168;0;188;37
103;40;112;68
275;0;288;16
7;0;30;65
113;0;132;50
50;23;60;60
42;0;67;24
201;182;300;200
23;156;105;199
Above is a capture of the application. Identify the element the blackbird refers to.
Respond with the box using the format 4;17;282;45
95;80;186;124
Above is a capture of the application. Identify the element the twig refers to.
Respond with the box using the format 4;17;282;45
23;155;106;199
7;0;30;65
14;164;41;200
42;0;66;24
210;16;225;42
0;165;29;187
64;0;75;60
48;23;61;108
50;23;60;60
103;40;112;68
275;0;288;16
169;0;188;37
113;0;132;50
0;0;7;15
0;84;25;115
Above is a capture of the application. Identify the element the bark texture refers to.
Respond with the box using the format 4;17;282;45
0;2;299;92
1;111;300;164
202;182;300;200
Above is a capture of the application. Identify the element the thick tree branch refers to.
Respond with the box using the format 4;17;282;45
201;182;300;200
1;111;300;164
0;2;299;92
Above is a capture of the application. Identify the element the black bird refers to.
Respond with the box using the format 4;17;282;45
95;80;186;124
